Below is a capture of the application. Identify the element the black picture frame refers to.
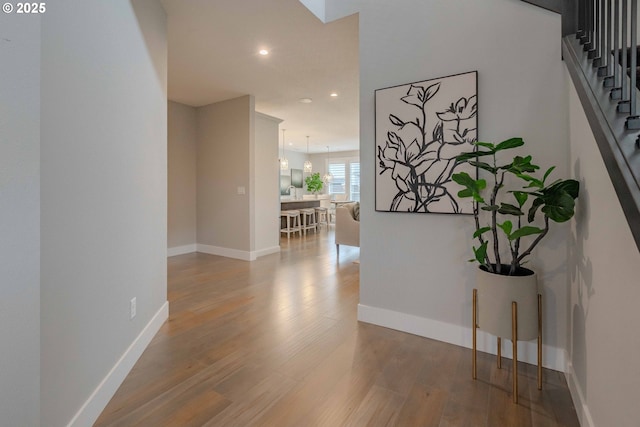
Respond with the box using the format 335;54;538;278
374;70;478;214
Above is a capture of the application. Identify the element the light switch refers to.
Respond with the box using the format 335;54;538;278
237;186;246;195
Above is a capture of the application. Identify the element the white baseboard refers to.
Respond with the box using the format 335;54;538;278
253;245;281;258
196;244;280;261
565;359;595;427
66;301;169;427
357;304;565;372
197;243;253;261
167;244;196;257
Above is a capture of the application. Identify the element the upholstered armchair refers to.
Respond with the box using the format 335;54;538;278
335;203;360;255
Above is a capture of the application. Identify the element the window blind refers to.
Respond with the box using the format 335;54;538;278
328;163;346;194
350;162;360;201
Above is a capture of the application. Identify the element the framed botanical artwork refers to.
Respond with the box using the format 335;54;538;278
375;71;477;214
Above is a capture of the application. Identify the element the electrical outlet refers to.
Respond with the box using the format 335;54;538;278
237;186;245;195
130;297;137;320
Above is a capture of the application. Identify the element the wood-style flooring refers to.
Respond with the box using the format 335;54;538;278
95;230;579;427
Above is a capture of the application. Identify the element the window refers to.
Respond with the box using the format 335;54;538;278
350;162;360;201
327;157;359;201
328;163;346;195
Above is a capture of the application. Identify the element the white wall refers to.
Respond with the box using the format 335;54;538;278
351;0;570;367
281;150;308;174
280;150;312;199
309;149;360;182
197;96;253;254
566;73;640;427
168;101;197;250
41;1;168;426
254;113;281;254
0;13;40;427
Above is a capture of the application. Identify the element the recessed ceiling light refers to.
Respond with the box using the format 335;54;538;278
289;142;293;146
259;49;269;56
299;98;313;104
330;92;338;97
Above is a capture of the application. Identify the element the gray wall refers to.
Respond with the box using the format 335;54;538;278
354;0;570;361
0;13;41;427
567;74;640;427
169;100;280;258
254;113;281;252
197;96;253;252
168;101;197;249
40;1;167;425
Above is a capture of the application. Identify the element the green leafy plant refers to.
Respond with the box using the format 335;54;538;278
305;172;324;194
452;137;579;276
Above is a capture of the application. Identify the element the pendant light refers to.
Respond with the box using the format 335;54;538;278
280;129;289;171
323;145;333;183
303;135;313;173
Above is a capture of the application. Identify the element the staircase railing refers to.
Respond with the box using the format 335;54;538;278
563;0;640;251
519;0;576;35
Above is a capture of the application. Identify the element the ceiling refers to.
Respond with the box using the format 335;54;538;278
160;0;359;154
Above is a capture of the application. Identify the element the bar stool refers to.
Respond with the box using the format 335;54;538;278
280;210;301;239
315;207;328;231
300;208;317;235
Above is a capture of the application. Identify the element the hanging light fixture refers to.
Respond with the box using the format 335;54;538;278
303;135;313;173
323;145;333;183
280;129;289;171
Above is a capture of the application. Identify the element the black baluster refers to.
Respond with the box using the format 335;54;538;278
602;0;617;87
578;0;585;38
592;0;597;48
618;0;630;112
589;0;600;58
580;0;593;44
611;0;622;98
589;0;594;41
591;0;601;60
598;0;610;73
625;0;640;128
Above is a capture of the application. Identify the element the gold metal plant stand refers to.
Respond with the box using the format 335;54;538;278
472;289;543;404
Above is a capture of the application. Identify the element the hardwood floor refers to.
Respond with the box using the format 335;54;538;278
95;231;579;427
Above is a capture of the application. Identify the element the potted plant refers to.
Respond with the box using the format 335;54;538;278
452;137;579;276
305;172;324;196
452;137;579;398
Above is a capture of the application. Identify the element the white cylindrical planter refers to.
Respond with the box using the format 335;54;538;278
476;265;539;341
